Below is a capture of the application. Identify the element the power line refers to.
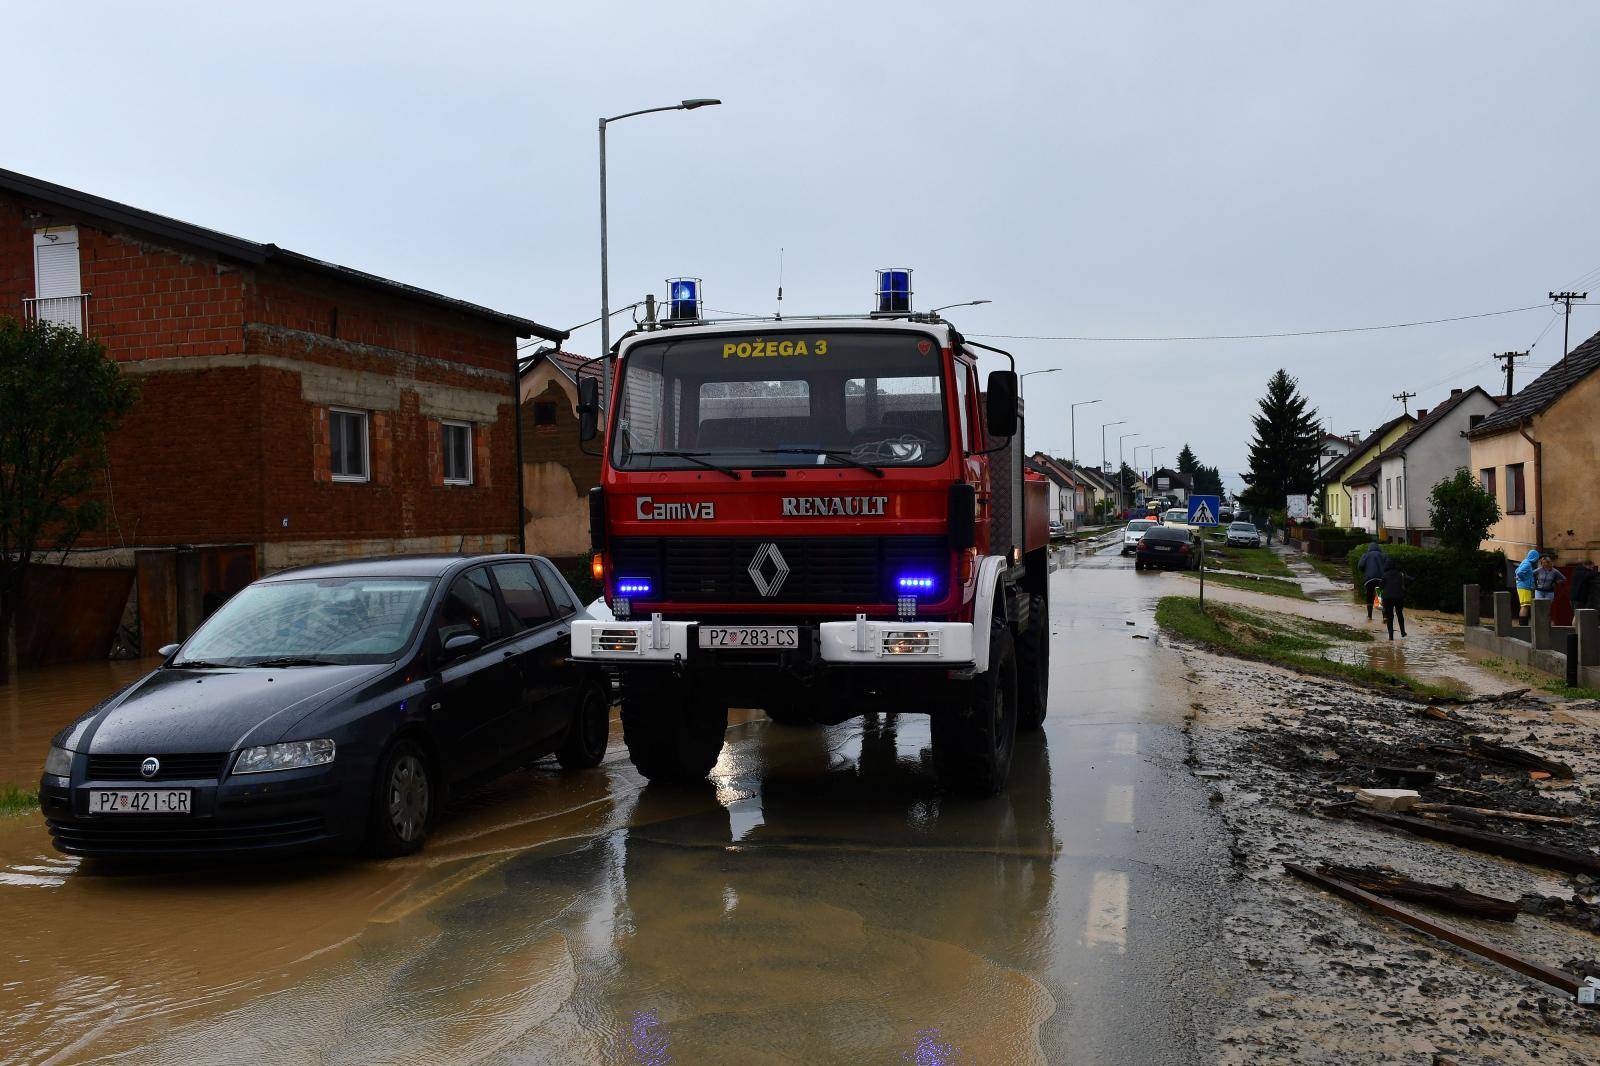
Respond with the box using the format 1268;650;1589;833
968;303;1548;342
1493;351;1530;397
1549;290;1589;363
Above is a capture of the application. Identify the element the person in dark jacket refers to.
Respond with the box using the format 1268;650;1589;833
1380;555;1412;640
1358;541;1388;620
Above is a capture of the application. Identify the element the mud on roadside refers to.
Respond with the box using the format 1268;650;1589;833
1168;637;1600;1065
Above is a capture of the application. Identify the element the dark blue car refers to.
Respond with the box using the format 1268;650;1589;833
39;554;610;859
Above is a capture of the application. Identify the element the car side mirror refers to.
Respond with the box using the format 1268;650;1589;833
985;370;1018;437
577;377;600;442
442;632;482;658
158;643;181;661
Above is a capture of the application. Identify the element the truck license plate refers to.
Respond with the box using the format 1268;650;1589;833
89;789;192;814
698;626;799;650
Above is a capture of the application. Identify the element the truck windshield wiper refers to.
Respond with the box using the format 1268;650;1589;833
761;447;885;477
247;656;342;667
631;450;742;479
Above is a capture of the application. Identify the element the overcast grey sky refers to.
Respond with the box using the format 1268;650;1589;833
6;1;1597;487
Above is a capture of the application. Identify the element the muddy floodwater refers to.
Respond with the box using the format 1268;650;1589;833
0;540;1233;1064
1;657;161;788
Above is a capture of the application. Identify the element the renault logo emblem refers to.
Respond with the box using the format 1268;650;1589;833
747;543;791;598
140;757;160;779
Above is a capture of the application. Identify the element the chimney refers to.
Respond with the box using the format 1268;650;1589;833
1415;409;1429;420
1450;388;1462;396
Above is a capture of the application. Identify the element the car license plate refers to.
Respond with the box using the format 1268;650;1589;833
89;789;191;815
698;626;799;650
1152;544;1172;552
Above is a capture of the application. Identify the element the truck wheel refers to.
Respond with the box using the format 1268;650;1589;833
1016;593;1050;731
932;613;1018;795
762;696;816;728
620;680;728;783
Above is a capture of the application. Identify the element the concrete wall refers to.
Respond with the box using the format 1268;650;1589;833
519;365;602;558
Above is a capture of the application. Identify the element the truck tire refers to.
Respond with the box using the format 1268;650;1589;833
762;696;816;728
620;680;728;783
1016;592;1050;731
932;613;1018;795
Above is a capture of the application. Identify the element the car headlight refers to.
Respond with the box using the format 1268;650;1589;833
233;739;336;775
44;745;74;778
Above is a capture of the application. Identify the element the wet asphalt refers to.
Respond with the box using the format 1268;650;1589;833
0;535;1236;1064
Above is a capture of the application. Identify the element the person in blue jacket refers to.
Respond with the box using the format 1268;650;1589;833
1515;549;1540;624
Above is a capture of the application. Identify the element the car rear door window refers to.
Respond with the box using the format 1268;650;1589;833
438;568;505;646
533;560;578;617
492;563;556;630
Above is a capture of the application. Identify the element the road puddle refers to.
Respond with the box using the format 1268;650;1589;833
1;657;162;787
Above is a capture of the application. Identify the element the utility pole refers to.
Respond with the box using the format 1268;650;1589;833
1493;351;1529;398
1391;390;1416;416
1549;291;1588;363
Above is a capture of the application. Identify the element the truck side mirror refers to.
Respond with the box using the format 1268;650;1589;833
577;377;599;442
985;370;1018;437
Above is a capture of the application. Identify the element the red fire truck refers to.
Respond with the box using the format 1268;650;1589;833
571;272;1049;793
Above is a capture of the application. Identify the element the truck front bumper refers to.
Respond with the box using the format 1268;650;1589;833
570;618;975;667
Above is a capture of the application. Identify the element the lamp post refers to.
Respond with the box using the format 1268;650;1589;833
598;98;721;408
1118;431;1141;515
1019;369;1060;449
1069;398;1101;528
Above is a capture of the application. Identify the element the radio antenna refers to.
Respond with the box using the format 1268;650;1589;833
775;248;785;320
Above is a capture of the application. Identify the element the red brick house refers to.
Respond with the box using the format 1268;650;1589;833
1;168;565;656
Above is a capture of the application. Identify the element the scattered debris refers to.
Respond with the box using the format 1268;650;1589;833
1314;864;1520;921
1469;736;1574;779
1411;802;1578;827
1285;863;1593;1002
1366;764;1436;788
1356;788;1420;812
1333;804;1600;876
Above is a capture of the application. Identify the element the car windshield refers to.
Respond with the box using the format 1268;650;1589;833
175;577;436;666
611;330;950;470
1164;510;1188;523
1144;526;1188;541
1127;520;1155;531
1230;522;1257;532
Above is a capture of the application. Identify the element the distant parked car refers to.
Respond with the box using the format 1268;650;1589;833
1226;521;1261;548
40;555;610;859
1049;519;1068;539
1136;525;1201;571
1122;518;1157;555
1162;507;1190;527
1219;507;1235;523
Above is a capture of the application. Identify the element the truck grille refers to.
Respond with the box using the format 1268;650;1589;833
609;536;947;605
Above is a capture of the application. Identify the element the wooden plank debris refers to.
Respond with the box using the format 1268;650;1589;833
1335;805;1600;876
1314;864;1520;921
1411;803;1577;827
1468;736;1573;779
1285;863;1587;999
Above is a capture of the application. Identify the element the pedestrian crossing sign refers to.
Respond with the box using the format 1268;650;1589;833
1187;495;1221;527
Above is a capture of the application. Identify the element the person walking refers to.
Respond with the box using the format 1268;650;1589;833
1515;549;1540;624
1380;555;1412;640
1533;555;1566;605
1358;540;1388;621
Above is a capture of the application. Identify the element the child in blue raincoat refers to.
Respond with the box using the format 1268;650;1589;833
1515;549;1539;624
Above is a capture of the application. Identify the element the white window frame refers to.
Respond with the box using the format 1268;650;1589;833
330;407;370;483
442;420;473;486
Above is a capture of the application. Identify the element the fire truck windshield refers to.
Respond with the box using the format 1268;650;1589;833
610;330;951;471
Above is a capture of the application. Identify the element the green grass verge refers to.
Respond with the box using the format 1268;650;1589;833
1204;545;1292;577
0;785;39;816
1475;657;1600;701
1191;571;1311;600
1155;596;1457;700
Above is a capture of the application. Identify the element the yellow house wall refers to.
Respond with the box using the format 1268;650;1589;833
1533;368;1600;564
1471;431;1537;560
1324;419;1413;530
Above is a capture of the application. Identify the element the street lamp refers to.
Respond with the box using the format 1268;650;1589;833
1100;419;1126;471
1019;367;1059;402
598;98;722;408
1118;431;1141;514
1069;398;1101;528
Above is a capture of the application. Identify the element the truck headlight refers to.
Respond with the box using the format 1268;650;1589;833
234;739;336;774
44;745;74;778
881;629;939;656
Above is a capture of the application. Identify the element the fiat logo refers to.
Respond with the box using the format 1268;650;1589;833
140;757;160;779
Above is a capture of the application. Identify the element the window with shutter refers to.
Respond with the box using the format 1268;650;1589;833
32;228;83;331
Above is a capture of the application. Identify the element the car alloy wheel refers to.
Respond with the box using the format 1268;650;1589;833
388;752;430;844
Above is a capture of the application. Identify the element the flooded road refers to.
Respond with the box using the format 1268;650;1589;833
0;657;161;788
0;536;1233;1064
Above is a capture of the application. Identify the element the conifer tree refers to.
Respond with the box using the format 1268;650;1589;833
1240;369;1321;511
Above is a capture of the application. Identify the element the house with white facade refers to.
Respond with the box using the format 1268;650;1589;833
1346;459;1381;534
1376;386;1499;545
1026;455;1072;524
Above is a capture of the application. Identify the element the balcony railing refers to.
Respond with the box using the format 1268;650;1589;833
23;293;89;333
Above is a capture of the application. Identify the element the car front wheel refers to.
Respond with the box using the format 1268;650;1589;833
557;680;612;770
367;738;433;857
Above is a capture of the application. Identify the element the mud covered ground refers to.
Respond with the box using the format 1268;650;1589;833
1170;638;1600;1065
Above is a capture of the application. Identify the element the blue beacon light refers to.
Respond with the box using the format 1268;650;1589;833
896;575;937;593
616;578;653;596
667;278;701;321
875;268;913;314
